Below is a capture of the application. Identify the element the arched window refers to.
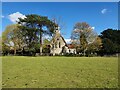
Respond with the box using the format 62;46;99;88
52;44;54;49
55;43;57;48
69;49;71;53
59;42;61;48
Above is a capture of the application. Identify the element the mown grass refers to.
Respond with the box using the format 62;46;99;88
2;56;118;88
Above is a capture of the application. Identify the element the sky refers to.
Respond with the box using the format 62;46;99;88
1;2;118;43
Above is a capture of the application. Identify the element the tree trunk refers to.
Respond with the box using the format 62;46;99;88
40;27;42;55
83;49;85;56
14;47;16;55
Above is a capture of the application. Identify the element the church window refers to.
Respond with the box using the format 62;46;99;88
69;49;71;53
52;44;54;48
55;43;57;48
59;42;61;48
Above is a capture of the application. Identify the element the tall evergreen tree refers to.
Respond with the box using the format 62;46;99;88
18;14;57;55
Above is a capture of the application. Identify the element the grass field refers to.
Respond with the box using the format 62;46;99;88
2;56;118;88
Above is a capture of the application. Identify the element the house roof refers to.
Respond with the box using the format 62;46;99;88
67;44;76;49
60;35;68;46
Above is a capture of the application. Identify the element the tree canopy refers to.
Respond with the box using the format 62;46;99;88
1;15;119;56
99;29;120;55
71;22;98;55
2;24;23;55
18;14;57;55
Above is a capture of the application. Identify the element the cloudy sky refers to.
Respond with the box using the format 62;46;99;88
1;2;118;43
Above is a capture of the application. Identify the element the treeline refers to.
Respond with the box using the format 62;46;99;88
1;14;120;56
98;29;120;56
1;14;57;56
71;22;120;57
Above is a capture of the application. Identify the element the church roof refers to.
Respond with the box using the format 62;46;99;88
50;31;68;46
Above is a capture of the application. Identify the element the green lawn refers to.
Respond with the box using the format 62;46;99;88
2;56;118;88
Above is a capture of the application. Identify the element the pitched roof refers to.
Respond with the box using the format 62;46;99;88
67;44;75;49
50;30;68;46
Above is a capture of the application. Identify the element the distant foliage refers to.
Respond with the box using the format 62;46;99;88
2;24;23;55
2;16;119;56
99;29;120;55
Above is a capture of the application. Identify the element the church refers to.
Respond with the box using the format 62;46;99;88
50;27;76;55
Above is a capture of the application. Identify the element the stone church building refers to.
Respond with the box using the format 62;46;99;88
50;27;76;55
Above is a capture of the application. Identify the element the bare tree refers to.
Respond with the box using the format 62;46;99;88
71;22;98;55
51;16;66;31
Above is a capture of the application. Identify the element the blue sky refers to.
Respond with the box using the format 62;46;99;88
1;2;118;41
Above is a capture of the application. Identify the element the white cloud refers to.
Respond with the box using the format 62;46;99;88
92;27;95;30
101;9;107;14
1;15;4;18
8;12;26;23
65;39;71;44
43;35;52;41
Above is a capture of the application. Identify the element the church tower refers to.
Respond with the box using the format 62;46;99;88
55;26;60;34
